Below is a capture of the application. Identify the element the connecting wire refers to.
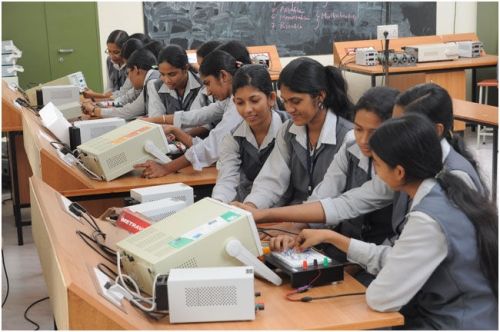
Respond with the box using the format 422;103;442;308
299;291;366;302
76;231;116;265
23;296;49;330
285;269;323;302
49;141;71;153
2;250;9;307
97;263;117;280
115;252;158;312
257;227;299;236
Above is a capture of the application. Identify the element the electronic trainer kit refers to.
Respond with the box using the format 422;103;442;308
265;248;344;288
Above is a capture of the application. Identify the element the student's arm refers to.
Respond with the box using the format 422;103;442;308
243;124;292;209
185;126;210;140
353;211;447;312
163;125;194;147
98;89;146;120
111;78;133;100
172;99;227;128
113;87;141;105
134;155;192;178
146;79;167;118
211;134;242;203
318;175;394;226
183;102;243;171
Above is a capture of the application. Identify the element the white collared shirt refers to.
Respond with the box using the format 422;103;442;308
244;111;354;209
184;98;243;170
309;139;373;201
147;71;206;118
212;112;285;202
347;179;448;312
319;138;476;225
101;69;158;120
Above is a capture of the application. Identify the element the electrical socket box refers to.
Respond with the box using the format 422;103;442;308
167;266;256;323
130;183;194;205
377;24;398;40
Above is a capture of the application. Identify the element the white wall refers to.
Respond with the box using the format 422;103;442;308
96;2;477;99
97;2;144;90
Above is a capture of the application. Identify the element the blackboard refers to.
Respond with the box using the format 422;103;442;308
143;2;436;57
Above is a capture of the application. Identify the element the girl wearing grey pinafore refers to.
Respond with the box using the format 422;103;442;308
212;65;289;203
299;114;497;329
244;57;354;209
146;45;211;127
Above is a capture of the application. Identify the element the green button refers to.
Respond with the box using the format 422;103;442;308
168;237;193;249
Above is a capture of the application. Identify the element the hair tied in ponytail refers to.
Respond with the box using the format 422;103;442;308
235;61;243;69
435;168;446;180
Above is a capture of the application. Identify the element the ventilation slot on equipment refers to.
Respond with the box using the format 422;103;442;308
184;286;237;307
106;152;127;169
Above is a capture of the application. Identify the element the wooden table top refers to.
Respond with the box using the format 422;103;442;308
2;79;25;132
453;98;498;127
341;54;498;75
30;175;404;330
21;108;217;197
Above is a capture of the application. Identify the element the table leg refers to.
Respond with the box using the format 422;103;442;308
371;75;376;87
492;127;497;202
7;132;24;245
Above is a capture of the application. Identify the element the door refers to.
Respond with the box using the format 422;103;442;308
2;2;103;90
44;2;102;90
2;2;52;89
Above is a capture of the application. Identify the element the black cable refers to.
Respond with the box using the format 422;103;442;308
300;291;365;302
76;231;116;264
2;250;9;307
97;263;118;280
257;227;299;236
24;296;49;330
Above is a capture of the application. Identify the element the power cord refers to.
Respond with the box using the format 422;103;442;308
24;296;49;330
76;231;116;265
257;227;299;238
2;250;9;307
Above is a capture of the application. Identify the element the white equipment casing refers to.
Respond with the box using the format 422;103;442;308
404;43;459;62
116;197;281;295
77;119;169;181
73;118;126;144
127;197;186;222
167;266;255;323
130;183;194;205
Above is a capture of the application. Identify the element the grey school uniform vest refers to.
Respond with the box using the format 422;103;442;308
281;116;353;206
232;111;289;201
153;72;207;114
401;184;497;330
391;146;484;237
335;141;394;244
141;70;161;112
106;57;127;91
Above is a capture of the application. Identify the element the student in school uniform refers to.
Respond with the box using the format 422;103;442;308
247;83;485;238
159;40;252;130
134;49;247;178
82;48;159;120
192;40;222;72
128;32;151;44
83;30;129;100
212;64;288;203
111;38;146;105
139;44;212;147
289;114;498;330
240;57;354;209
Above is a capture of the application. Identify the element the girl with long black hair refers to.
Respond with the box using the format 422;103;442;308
293;113;498;329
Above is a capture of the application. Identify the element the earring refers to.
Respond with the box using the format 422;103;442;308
318;101;325;110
